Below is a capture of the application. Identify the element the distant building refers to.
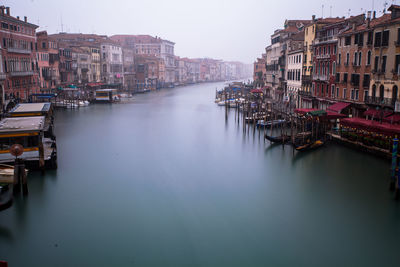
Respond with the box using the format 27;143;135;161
0;6;39;108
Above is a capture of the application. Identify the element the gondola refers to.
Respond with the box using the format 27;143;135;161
295;140;324;152
265;134;291;144
0;185;13;212
257;119;286;128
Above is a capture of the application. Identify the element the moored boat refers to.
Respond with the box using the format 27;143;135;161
265;134;291;144
257;119;285;128
295;140;324;152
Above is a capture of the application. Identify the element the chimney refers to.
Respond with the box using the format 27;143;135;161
312;15;316;22
352;22;356;30
5;7;9;16
16;16;19;20
367;11;371;19
24;16;27;22
373;11;376;19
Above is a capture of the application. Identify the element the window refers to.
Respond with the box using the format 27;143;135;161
354;34;359;45
396;55;400;74
343;88;347;99
397;28;400;44
363;74;370;88
336;87;340;98
375;32;382;47
345;36;351;46
331;85;335;98
374;56;379;71
336;73;340;82
333;62;336;75
338;54;341;65
351;89;354;100
382;30;390;46
382;55;387;73
321;84;325;95
355;89;359;100
367;31;373;45
358;52;362;66
364;90;369;102
343;73;348;82
358;33;364;46
346;53;349;65
354;52;357;65
367;51;371;65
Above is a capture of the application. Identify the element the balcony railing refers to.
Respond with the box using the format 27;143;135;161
0;73;6;80
298;90;312;96
313;75;329;81
365;96;395;107
315;54;331;59
302;75;312;83
9;71;35;77
7;47;32;54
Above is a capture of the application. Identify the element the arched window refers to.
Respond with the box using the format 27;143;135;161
372;84;376;97
379;85;385;100
327;62;330;76
358;52;362;66
392;85;398;102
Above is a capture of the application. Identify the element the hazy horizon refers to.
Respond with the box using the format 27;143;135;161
3;0;393;64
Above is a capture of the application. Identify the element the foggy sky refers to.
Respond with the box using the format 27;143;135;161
3;0;393;63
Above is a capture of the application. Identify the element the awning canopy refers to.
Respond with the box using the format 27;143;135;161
341;117;400;136
327;102;350;113
363;108;393;118
87;82;104;87
383;114;400;124
294;108;317;115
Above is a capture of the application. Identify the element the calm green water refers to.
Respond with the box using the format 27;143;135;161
0;82;399;267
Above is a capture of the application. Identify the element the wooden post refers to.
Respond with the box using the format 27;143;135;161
13;158;21;196
39;135;45;174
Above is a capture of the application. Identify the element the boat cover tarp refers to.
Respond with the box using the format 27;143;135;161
363;108;393;118
327;102;350;113
341;117;400;136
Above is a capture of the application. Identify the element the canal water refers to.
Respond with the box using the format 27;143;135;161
1;82;399;266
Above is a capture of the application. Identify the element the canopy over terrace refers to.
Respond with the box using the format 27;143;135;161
327;102;350;113
294;108;346;120
363;108;393;119
341;117;400;137
250;89;263;94
383;114;400;124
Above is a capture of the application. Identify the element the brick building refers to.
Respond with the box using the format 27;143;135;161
0;6;39;108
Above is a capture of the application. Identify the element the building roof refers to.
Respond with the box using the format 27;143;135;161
339;14;391;35
10;103;51;114
0;116;45;133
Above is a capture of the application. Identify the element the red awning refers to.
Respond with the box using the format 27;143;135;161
383;113;400;124
341;117;400;136
363;108;393;118
251;89;263;94
326;111;347;120
327;102;350;113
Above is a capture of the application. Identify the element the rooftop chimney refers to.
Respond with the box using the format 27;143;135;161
373;11;376;19
24;16;27;22
16;16;19;20
0;6;5;15
312;15;316;22
5;7;9;16
367;11;371;19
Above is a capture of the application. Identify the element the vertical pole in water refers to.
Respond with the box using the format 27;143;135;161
13;158;21;196
390;138;398;191
21;160;28;196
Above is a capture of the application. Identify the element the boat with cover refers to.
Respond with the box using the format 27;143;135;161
265;134;291;144
257;119;286;128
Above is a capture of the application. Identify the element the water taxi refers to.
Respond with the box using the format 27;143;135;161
95;89;120;103
0;116;57;170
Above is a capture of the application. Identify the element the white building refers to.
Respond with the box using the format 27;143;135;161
286;49;303;106
101;42;123;85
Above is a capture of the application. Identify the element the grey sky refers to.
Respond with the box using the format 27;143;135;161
3;0;393;63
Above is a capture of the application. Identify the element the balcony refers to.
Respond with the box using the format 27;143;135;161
315;54;331;60
365;96;395;107
314;36;338;45
313;75;329;81
7;47;32;54
298;90;312;97
0;73;6;80
395;41;400;47
9;71;35;77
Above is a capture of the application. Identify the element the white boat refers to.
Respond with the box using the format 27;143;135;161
78;100;90;107
217;100;226;106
